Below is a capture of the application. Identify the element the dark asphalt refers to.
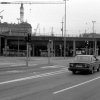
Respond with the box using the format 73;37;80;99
0;57;100;100
0;68;100;100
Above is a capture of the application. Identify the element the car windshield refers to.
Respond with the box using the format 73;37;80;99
75;56;91;62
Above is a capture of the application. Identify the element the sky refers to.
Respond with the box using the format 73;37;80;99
0;0;100;36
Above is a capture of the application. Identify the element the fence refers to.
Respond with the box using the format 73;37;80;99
3;49;26;56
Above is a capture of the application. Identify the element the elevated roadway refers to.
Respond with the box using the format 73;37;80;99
1;35;100;56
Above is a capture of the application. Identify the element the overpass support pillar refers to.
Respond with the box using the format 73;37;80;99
53;44;55;57
0;37;1;56
73;40;76;57
94;40;97;56
4;39;7;48
32;44;35;56
4;39;8;56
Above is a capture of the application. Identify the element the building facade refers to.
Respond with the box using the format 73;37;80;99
0;22;32;36
0;22;32;56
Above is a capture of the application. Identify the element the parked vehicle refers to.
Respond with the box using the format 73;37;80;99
68;55;100;74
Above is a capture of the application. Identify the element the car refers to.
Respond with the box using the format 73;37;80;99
68;55;100;74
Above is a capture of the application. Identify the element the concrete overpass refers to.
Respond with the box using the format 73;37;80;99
0;35;100;57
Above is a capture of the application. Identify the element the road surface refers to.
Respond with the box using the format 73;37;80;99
0;57;100;100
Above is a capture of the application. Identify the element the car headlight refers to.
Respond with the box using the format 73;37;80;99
84;64;90;68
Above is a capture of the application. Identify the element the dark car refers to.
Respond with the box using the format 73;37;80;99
68;55;100;74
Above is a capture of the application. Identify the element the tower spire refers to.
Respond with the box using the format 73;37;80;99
20;3;24;23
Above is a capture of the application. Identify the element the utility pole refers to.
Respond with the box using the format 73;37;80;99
48;40;51;64
64;0;67;59
92;21;96;34
61;19;64;37
25;33;31;67
51;27;54;36
92;21;96;55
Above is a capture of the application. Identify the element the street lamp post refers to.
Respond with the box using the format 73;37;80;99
92;21;96;34
61;18;64;37
64;0;67;59
92;21;96;55
48;40;51;64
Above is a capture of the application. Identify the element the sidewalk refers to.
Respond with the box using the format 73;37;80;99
0;57;74;71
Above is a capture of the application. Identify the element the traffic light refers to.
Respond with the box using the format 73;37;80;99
25;33;31;42
85;41;89;47
48;40;53;52
27;33;31;42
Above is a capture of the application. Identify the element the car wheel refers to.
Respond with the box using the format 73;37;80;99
97;66;100;72
90;68;94;74
72;71;76;74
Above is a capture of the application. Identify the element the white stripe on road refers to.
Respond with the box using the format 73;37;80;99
11;63;37;66
0;63;37;66
11;64;25;66
0;70;24;75
0;63;13;65
0;69;68;85
41;65;65;69
53;76;100;94
6;70;24;73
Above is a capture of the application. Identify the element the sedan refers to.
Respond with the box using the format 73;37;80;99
68;55;100;74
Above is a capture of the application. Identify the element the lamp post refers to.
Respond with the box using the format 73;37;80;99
61;18;64;37
64;0;67;59
92;21;96;55
92;21;96;34
48;40;51;64
25;33;31;67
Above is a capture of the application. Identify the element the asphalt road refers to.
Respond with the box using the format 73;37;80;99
0;57;100;100
1;67;100;100
0;66;68;100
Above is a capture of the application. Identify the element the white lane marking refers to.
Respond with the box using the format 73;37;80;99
41;65;65;69
6;70;23;73
11;64;25;66
0;70;24;75
0;63;14;65
53;76;100;94
0;62;37;67
0;69;68;85
11;63;37;66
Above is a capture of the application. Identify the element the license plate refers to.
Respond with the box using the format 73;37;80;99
76;65;82;67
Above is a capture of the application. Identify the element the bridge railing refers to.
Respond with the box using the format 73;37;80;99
34;33;81;37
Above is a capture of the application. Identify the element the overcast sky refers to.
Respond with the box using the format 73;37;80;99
0;0;100;36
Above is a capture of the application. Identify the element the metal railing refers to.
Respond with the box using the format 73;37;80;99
3;49;26;56
33;33;82;37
